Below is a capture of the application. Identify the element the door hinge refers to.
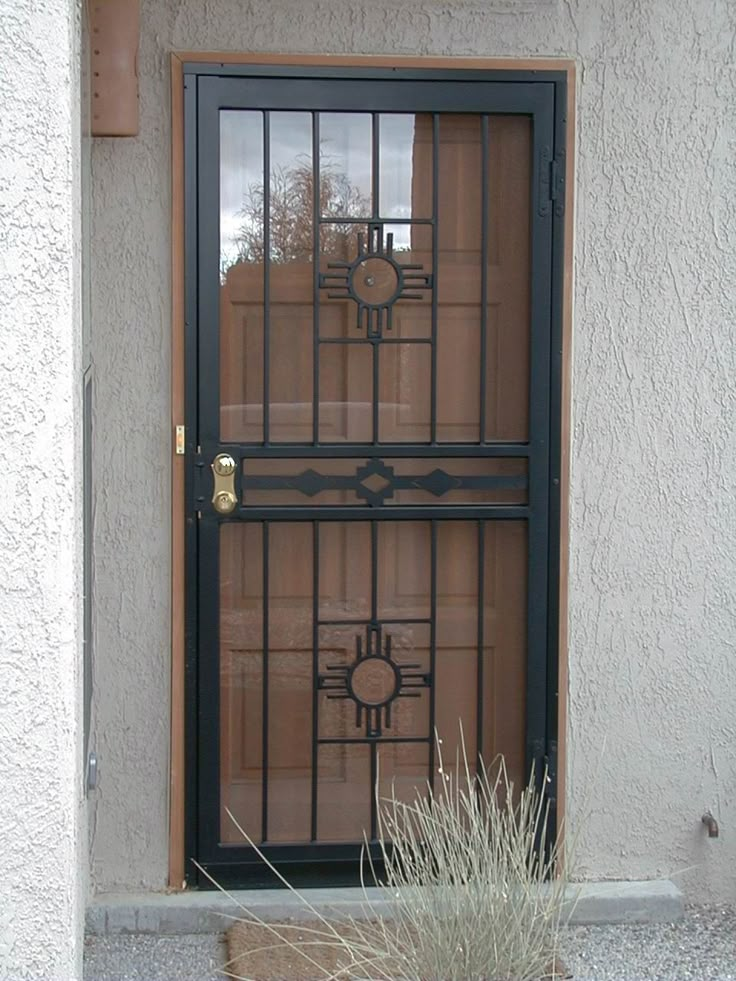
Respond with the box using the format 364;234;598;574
549;151;566;218
193;453;206;511
538;148;565;219
175;424;186;455
545;739;558;807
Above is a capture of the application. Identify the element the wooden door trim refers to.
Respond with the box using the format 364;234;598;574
169;52;575;888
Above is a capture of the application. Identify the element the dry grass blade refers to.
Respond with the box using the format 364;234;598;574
223;729;570;981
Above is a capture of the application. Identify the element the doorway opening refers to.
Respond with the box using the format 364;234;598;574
180;61;568;887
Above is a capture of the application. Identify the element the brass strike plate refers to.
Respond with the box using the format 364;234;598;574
175;425;185;455
211;453;237;514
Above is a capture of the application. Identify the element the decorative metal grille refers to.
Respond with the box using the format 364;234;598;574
243;457;528;507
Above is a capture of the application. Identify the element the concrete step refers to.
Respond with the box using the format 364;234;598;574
87;880;684;935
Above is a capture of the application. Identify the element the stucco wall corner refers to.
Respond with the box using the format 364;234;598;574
0;0;85;976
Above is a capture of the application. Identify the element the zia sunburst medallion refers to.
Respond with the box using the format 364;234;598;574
319;225;433;338
318;625;431;739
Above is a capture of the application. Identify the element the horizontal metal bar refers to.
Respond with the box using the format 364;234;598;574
318;216;435;226
205;443;532;458
225;505;530;521
200;841;384;865
318;617;432;626
317;736;431;745
186;63;568;85
204;76;551;115
318;336;432;345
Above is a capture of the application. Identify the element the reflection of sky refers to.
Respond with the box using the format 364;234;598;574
220;111;419;263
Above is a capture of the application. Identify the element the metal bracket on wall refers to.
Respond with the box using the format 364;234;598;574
87;751;99;792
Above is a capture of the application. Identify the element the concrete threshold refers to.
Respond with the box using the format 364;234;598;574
87;880;683;935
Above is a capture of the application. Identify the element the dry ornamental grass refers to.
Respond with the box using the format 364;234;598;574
210;733;571;981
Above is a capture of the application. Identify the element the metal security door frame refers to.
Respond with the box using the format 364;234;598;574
180;60;569;888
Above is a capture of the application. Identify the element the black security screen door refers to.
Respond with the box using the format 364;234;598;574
184;64;565;886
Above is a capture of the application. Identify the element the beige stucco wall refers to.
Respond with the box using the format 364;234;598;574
0;0;85;975
89;0;736;901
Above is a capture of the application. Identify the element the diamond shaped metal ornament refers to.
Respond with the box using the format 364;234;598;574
355;459;395;506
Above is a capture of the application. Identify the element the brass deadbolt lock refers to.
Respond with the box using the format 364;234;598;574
211;453;237;514
213;490;237;514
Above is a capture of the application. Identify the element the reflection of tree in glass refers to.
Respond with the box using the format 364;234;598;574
230;152;370;268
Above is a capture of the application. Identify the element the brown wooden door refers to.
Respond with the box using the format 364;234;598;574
189;68;560;885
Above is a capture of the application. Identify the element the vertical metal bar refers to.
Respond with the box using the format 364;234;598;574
370;742;378;840
261;521;270;841
372;113;380;219
372;343;380;444
479;115;489;444
525;94;555;788
312;112;321;445
476;519;485;772
371;520;378;624
263;112;271;445
428;519;437;786
370;516;379;838
545;78;568;846
430;114;439;444
311;520;319;841
195;515;221;870
195;77;224;449
371;112;382;443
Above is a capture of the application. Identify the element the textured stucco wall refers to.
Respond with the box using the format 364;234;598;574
89;0;736;901
0;0;85;976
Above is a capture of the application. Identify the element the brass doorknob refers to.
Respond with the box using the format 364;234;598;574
213;454;236;476
211;453;238;514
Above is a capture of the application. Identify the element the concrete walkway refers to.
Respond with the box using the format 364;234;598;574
84;933;226;981
84;905;736;981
